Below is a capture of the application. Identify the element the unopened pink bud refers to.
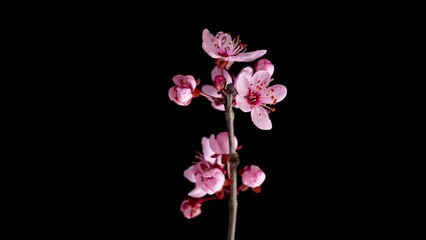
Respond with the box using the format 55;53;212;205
241;165;266;188
254;58;275;77
214;75;226;90
180;199;202;219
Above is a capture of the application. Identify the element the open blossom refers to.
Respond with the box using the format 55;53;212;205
241;165;266;188
235;63;287;130
202;29;266;70
180;198;202;219
168;74;200;106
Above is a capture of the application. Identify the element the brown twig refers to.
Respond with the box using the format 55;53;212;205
225;83;240;240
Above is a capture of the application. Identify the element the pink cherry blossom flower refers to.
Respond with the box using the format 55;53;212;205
195;168;225;195
254;58;275;77
184;160;225;198
168;74;200;106
202;29;267;70
184;161;211;184
241;165;266;188
180;198;202;219
235;66;287;130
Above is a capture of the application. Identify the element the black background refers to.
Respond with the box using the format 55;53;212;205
6;4;416;239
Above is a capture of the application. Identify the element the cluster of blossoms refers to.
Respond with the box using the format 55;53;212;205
169;29;287;219
169;29;287;130
180;132;266;219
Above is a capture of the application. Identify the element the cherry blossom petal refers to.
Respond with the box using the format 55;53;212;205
209;134;219;154
227;50;267;62
183;165;197;183
216;132;238;153
201;85;225;111
251;106;272;130
168;87;177;101
235;68;252;97
172;74;196;90
202;29;222;59
168;87;191;106
176;87;192;103
235;95;251;112
188;186;206;198
196;168;225;194
210;133;225;154
250;70;272;88
202;137;216;164
215;132;230;154
261;85;287;104
233;66;253;88
201;85;221;98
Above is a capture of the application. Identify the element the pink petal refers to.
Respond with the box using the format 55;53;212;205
261;85;287;104
188;186;206;198
168;87;177;101
168;87;191;106
235;95;251;112
227;50;267;62
251;106;272;130
187;75;197;90
251;70;272;88
172;75;196;90
215;132;229;154
209;134;219;155
206;177;224;192
183;165;197;183
256;172;266;187
180;199;190;211
202;29;222;59
211;103;225;111
202;137;216;164
235;68;252;97
172;74;185;86
182;208;192;219
241;171;253;186
176;87;192;102
198;169;225;194
201;85;221;98
216;132;238;153
234;66;253;88
201;85;225;111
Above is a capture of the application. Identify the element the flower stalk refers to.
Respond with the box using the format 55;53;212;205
225;83;240;240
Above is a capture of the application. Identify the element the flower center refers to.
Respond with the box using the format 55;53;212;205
246;90;261;106
214;32;247;57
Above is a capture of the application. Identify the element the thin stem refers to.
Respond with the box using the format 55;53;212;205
225;83;240;240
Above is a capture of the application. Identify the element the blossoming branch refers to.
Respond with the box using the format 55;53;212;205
168;28;287;240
